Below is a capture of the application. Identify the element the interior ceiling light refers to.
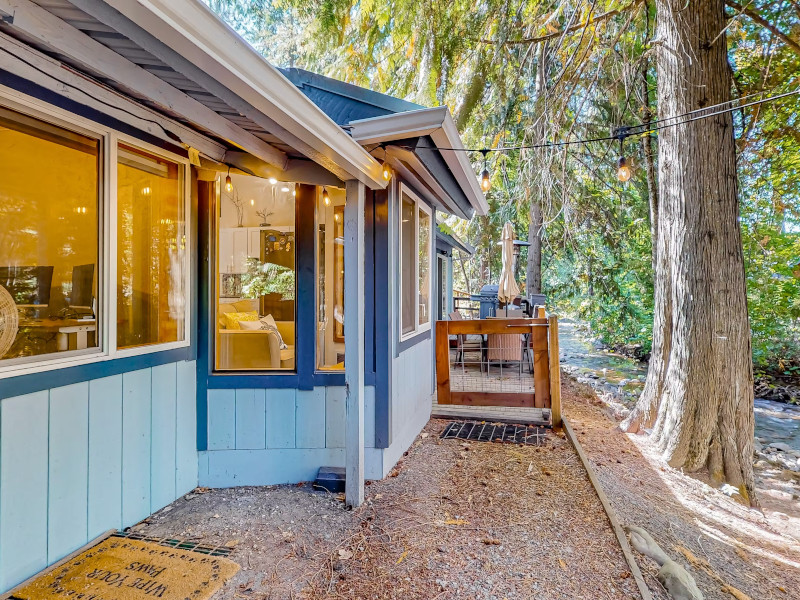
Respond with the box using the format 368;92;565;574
225;166;233;192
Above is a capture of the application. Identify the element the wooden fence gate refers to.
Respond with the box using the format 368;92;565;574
435;315;562;426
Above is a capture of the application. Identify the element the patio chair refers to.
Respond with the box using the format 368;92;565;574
486;331;527;375
449;311;484;370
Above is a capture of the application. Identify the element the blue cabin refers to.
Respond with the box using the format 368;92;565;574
0;0;487;592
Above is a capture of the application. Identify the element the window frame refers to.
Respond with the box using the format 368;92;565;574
0;87;192;379
398;184;433;342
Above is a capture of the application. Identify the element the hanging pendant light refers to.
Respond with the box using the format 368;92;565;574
380;144;392;181
322;187;331;206
225;166;233;193
480;149;491;192
614;127;633;183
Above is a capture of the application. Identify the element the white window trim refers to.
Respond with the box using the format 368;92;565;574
399;183;433;342
0;87;192;379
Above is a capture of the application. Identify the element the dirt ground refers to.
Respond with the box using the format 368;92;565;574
563;376;800;600
138;418;639;600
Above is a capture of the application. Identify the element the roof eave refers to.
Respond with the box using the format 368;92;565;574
101;0;386;189
350;107;489;216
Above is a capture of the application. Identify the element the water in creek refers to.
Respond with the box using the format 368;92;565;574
558;320;800;452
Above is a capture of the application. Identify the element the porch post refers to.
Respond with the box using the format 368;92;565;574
344;179;366;508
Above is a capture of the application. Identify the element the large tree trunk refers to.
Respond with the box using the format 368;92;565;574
622;0;756;503
527;189;543;294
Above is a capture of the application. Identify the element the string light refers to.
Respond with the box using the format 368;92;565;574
380;144;392;181
322;187;331;206
225;166;232;193
480;149;491;192
615;128;632;183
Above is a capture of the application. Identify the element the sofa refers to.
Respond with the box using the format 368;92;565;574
217;299;295;370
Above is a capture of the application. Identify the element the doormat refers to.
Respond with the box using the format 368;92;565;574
9;537;239;600
441;420;547;445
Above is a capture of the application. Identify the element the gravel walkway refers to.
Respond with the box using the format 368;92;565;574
137;418;639;599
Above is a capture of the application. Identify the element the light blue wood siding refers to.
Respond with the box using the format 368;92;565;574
295;388;325;449
207;389;235;450
150;363;177;513
122;368;152;526
0;361;198;594
265;389;295;449
325;387;346;449
235;389;266;449
175;360;198;496
88;376;123;537
48;383;89;563
0;391;49;592
202;386;381;487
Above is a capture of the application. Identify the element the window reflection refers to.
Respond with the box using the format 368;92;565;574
316;187;345;370
216;173;296;370
0;106;100;362
117;144;186;349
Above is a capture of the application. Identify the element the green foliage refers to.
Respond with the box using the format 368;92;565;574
207;0;800;373
241;258;295;301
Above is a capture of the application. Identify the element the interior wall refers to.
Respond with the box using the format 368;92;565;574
219;174;295;229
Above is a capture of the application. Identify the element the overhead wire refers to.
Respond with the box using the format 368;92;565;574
402;86;800;155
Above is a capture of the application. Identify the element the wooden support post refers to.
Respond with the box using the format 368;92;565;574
435;320;451;405
548;315;562;427
344;180;365;508
537;306;546;319
531;323;551;409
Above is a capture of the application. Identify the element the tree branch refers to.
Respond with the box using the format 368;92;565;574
481;4;634;46
725;0;800;56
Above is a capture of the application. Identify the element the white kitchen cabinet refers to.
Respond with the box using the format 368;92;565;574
219;227;249;273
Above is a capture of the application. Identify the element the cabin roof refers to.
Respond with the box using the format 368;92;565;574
279;68;423;125
0;0;385;188
436;229;475;256
280;69;488;219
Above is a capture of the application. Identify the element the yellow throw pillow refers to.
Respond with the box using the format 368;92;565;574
223;311;259;330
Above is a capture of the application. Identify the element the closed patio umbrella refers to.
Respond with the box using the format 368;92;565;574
497;222;520;309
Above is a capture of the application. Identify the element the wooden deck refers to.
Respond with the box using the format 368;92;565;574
431;396;551;426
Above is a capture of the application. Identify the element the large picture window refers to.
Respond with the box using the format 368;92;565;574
117;144;186;349
0;96;191;376
316;186;346;370
214;173;296;371
0;106;101;364
400;186;433;340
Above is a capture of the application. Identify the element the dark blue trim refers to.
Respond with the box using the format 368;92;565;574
295;184;317;391
0;348;193;400
397;329;432;354
195;181;214;451
0;70;187;157
372;188;391;448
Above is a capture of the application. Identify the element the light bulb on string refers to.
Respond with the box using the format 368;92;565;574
614;126;633;183
380;144;392;181
480;149;491;192
225;166;233;193
322;187;331;206
617;157;632;183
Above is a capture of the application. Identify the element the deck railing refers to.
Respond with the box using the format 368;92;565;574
435;315;562;426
